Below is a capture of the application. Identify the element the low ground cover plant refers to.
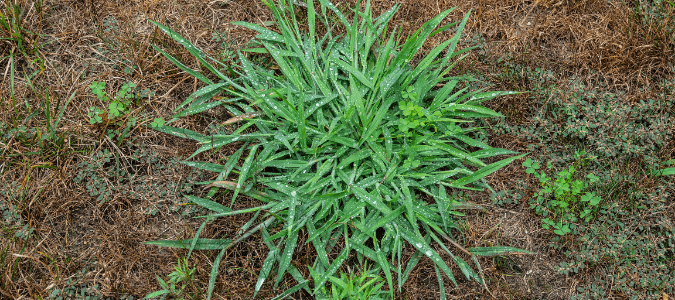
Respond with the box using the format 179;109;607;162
523;151;603;235
87;81;156;145
144;0;531;298
482;60;675;298
88;81;138;125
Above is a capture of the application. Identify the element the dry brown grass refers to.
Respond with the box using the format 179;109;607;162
0;0;673;299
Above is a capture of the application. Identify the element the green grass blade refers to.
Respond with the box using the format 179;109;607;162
471;148;519;159
174;83;228;112
150;20;226;80
398;227;458;286
232;145;260;205
153;125;206;141
468;246;534;256
180;161;224;173
401;247;422;286
144;238;232;250
51;91;75;138
430;140;485;167
313;245;351;294
451;153;527;188
434;265;447;300
375;240;395;299
232;21;285;43
365;207;405;234
275;229;299;286
208;247;227;300
185;195;231;214
269;280;310;300
405;38;454;85
450;104;504;117
149;45;212;84
171;101;222;119
653;167;675;176
254;248;279;297
330;56;374;89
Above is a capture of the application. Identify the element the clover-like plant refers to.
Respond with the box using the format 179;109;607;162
88;81;139;124
145;0;531;298
523;151;602;235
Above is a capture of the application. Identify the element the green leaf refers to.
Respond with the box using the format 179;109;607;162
149;44;212;84
468;246;534;256
185;195;231;214
150;20;226;80
144;239;232;250
451;153;527;188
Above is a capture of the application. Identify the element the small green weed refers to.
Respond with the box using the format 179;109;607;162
557;183;675;299
87;81;155;145
145;256;200;300
523;151;603;235
88;81;137;124
490;182;527;206
211;30;237;65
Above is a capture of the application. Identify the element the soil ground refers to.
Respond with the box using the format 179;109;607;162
1;0;673;299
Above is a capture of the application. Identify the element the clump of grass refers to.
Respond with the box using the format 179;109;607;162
145;0;531;298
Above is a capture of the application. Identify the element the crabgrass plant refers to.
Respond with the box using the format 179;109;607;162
145;0;532;298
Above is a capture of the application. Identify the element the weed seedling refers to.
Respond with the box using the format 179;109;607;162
524;151;602;235
88;81;138;124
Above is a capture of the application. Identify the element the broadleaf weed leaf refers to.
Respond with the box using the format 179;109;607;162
108;102;123;118
89;81;106;100
150;117;165;128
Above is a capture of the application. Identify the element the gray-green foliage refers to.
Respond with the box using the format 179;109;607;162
48;268;135;300
560;182;675;299
480;59;675;299
0;181;35;240
145;0;530;298
74;147;203;217
490;67;673;162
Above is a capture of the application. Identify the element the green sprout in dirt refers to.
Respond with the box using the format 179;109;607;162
145;256;198;300
145;0;531;298
88;81;138;124
87;81;155;145
523;151;602;235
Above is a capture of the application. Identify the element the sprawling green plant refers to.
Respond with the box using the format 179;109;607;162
145;0;531;298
